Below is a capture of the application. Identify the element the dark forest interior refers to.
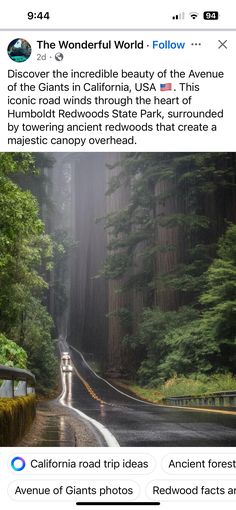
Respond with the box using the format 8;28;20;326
0;152;235;398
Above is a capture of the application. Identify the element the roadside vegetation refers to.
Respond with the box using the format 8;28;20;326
0;153;58;393
114;373;236;404
102;153;236;392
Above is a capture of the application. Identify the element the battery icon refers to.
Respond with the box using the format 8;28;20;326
203;11;219;20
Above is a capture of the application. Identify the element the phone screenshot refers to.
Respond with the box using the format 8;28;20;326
0;1;235;509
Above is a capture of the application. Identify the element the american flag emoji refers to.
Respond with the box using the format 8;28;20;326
160;83;172;91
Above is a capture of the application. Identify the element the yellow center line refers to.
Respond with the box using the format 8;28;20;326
62;352;236;416
70;364;108;405
158;403;236;416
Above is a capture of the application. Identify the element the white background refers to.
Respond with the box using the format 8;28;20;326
2;447;236;509
0;2;236;30
0;30;235;151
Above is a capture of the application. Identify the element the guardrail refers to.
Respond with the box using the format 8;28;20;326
164;391;236;409
0;365;36;398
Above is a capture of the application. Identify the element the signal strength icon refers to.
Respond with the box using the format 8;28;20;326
172;12;185;20
190;12;199;19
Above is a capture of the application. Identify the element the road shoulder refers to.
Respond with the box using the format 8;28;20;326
18;399;100;447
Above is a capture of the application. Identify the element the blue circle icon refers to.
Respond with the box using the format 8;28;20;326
11;456;26;471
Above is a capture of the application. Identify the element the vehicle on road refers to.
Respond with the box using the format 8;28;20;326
61;352;73;372
61;352;70;361
62;364;73;373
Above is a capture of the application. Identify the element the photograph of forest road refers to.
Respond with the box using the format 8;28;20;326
0;152;236;447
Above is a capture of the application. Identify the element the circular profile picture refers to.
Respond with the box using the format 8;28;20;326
7;38;31;62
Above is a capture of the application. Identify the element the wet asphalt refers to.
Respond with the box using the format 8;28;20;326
62;346;236;447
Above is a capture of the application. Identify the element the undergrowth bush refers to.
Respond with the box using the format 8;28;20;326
0;394;36;445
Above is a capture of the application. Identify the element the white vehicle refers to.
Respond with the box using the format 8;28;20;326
62;364;73;373
61;352;72;372
61;351;70;361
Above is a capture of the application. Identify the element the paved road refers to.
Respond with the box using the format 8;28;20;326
60;344;236;447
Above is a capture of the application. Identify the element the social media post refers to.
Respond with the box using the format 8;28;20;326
0;3;236;508
0;150;235;510
0;30;235;152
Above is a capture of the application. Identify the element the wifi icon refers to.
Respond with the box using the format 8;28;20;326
190;12;199;19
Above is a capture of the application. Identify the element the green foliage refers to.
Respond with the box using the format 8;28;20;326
103;152;236;384
108;307;132;329
130;224;236;385
126;307;199;384
0;334;27;368
198;224;236;372
101;252;131;279
0;173;50;304
155;320;218;381
0;152;36;175
103;153;235;297
0;394;36;446
118;373;236;403
50;229;69;325
19;296;57;392
0;153;57;392
159;373;236;397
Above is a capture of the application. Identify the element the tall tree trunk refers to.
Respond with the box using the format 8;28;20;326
68;154;108;361
105;154;131;376
154;176;180;311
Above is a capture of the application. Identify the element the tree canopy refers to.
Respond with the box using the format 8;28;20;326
102;153;236;384
0;153;57;392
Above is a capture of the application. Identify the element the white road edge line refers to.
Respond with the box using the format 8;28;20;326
70;345;160;407
67;344;236;416
59;369;120;447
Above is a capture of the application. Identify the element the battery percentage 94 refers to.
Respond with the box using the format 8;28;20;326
203;11;219;20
